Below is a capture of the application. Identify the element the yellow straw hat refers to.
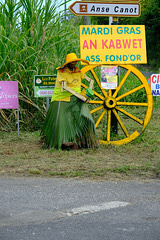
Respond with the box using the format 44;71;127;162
56;53;89;69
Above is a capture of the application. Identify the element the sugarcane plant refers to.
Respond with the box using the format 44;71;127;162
0;0;80;131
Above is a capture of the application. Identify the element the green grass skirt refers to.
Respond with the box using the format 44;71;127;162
41;96;99;149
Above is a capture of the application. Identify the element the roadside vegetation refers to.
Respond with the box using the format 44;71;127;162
0;0;81;131
0;0;160;180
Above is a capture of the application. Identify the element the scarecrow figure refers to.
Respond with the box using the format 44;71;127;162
41;53;99;149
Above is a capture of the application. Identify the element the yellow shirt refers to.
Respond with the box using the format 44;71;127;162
51;67;85;102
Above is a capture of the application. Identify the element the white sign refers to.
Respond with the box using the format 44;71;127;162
69;1;141;17
36;90;54;97
148;74;160;96
101;66;118;89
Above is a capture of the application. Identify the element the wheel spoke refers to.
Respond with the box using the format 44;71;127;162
116;106;143;125
81;82;88;89
113;69;131;98
91;69;108;98
116;84;145;101
90;105;104;114
93;90;105;100
107;110;111;141
117;102;148;107
89;100;104;104
95;109;106;128
112;109;129;137
108;89;112;97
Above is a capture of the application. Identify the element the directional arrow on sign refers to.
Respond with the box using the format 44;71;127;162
36;90;54;97
69;1;141;17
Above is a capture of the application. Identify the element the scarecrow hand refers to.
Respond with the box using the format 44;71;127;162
81;88;94;98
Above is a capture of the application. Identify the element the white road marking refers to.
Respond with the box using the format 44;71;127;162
65;201;129;216
1;202;129;226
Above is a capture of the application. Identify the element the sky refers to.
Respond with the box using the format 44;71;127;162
66;0;75;7
59;0;75;12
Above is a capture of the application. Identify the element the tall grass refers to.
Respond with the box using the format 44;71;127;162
0;0;80;131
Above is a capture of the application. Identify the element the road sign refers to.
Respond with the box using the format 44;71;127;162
69;1;141;17
148;74;160;96
34;75;56;97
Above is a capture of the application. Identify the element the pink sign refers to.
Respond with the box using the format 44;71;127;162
0;81;18;109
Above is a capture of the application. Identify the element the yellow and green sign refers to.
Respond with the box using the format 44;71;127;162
80;25;147;64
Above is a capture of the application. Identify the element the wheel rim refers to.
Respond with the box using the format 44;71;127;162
81;64;153;145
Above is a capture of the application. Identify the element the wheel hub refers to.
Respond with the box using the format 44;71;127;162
104;96;117;109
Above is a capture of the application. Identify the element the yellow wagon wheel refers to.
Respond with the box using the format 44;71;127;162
81;64;153;146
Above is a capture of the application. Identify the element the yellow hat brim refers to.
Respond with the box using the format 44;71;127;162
56;58;89;69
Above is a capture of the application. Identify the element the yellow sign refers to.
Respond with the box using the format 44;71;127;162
80;25;147;64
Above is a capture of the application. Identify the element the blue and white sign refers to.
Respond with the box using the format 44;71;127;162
148;74;160;96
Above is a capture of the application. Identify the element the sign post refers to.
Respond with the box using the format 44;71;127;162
17;108;19;137
109;17;118;133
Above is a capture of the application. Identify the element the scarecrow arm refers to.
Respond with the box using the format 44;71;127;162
85;75;94;89
61;81;87;102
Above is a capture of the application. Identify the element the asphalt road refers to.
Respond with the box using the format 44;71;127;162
0;177;160;240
